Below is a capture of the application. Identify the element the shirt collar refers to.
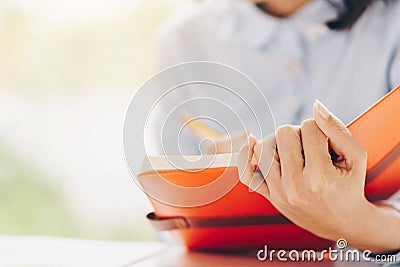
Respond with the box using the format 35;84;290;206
290;0;338;26
233;0;281;49
216;0;339;49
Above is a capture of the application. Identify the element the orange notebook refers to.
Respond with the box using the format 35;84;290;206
348;85;400;201
138;85;400;250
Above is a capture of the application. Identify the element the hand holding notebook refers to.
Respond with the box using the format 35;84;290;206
239;98;400;253
140;85;400;251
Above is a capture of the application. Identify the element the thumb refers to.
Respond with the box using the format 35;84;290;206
313;100;366;166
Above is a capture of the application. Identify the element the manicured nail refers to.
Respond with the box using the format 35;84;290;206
314;99;330;120
248;133;255;141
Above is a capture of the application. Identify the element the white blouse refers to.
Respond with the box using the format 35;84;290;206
155;0;400;126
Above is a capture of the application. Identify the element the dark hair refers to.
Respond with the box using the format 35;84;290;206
327;0;384;30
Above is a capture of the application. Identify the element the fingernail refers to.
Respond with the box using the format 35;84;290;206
314;99;330;120
248;133;255;141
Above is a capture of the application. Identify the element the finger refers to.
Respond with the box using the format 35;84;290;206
275;125;304;179
248;169;271;197
313;100;367;167
253;133;281;180
300;118;333;169
237;134;256;184
237;134;270;198
253;137;280;200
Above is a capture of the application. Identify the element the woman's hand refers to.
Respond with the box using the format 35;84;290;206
238;100;400;253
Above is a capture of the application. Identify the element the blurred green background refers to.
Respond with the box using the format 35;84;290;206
0;0;186;241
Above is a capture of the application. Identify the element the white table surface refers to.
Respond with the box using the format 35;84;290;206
0;236;165;267
0;236;376;267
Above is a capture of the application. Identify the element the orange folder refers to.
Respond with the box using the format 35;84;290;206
138;85;400;251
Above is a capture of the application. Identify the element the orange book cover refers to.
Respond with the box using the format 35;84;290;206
348;85;400;200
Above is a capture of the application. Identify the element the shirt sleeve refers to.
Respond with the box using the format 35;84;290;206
379;193;400;213
383;253;400;267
